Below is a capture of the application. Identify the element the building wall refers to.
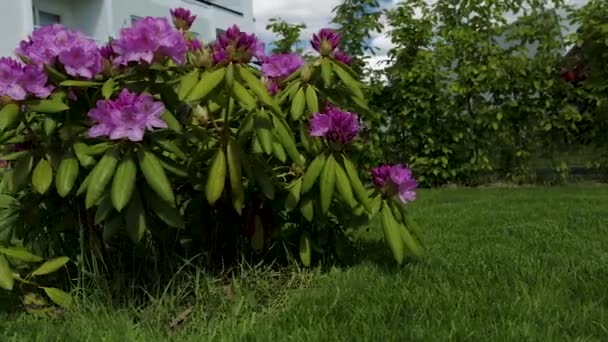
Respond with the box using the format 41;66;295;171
112;0;254;42
0;0;254;59
0;0;34;57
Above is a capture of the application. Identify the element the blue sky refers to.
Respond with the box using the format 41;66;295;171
251;0;590;68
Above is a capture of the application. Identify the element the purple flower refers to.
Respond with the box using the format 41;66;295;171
334;50;352;65
265;78;280;95
171;8;196;30
262;53;304;79
261;53;304;94
188;38;202;52
87;89;167;142
16;24;102;80
372;164;417;204
99;44;117;60
311;28;341;56
0;57;52;100
309;106;360;146
112;17;188;66
213;25;266;64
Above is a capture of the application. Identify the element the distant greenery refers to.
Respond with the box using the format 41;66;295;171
2;185;607;341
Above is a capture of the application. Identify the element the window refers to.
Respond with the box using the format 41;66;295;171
33;9;61;27
195;1;244;16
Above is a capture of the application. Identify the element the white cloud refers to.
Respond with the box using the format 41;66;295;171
252;0;340;43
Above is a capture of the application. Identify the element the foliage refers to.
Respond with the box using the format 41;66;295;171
374;0;604;185
265;18;308;54
331;0;385;74
0;9;423;295
0;235;72;313
568;0;608;172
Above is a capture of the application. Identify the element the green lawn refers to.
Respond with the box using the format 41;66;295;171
1;185;608;341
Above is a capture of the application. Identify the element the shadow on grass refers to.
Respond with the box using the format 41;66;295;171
350;238;422;273
0;292;21;314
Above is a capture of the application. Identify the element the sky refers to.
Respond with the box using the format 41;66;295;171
252;0;591;69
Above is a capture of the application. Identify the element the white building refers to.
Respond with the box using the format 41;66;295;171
0;0;255;57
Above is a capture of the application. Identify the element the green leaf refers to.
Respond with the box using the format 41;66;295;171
285;178;303;211
44;65;67;82
138;150;175;205
334;161;357;208
102;78;116;99
232;81;257;111
0;255;14;290
0;195;16;209
0;150;29;161
85;150;118;209
111;158;137;212
44;117;57;136
333;61;364;99
154;139;187;160
205;148;227;205
41;287;73;308
342;155;372;212
253;168;274;200
55;156;79;197
60;80;101;87
305;85;319;114
186;68;226;101
255;109;274;155
290;87;306;120
94;195;113;225
321;58;332;87
302;153;326;193
0;247;43;262
225;63;235;90
299;232;312;267
126;194;146;243
300;197;314;222
161;110;183;133
144;188;185;229
271;114;303;166
73;143;96;168
0;104;21;131
157;155;188;178
12;153;34;190
27;98;69;113
381;202;404;265
30;257;70;276
237;65;281;114
32;159;53;194
178;70;200;101
86;142;113;155
226;139;244;214
320;153;336;214
270;137;286;162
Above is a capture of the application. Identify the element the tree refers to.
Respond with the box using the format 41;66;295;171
265;17;307;54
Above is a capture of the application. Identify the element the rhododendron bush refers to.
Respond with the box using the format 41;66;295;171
0;9;422;279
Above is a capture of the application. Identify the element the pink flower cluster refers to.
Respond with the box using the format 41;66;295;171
88;89;167;142
16;24;102;79
372;164;417;204
0;57;52;100
309;106;360;146
261;53;305;94
213;25;265;65
112;17;188;66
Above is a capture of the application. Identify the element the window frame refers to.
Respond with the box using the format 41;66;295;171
191;1;244;16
